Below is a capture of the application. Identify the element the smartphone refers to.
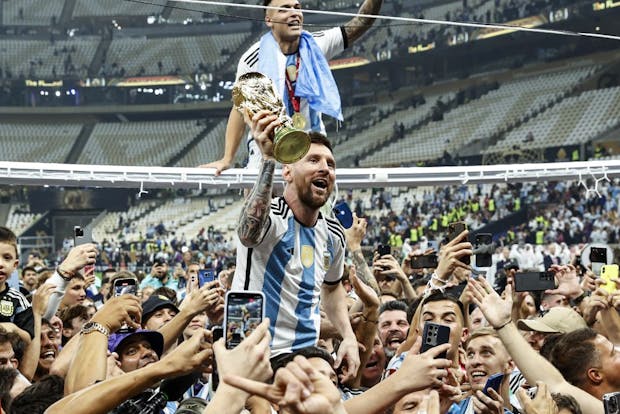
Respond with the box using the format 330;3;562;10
600;265;619;294
113;278;137;297
590;247;607;263
377;244;392;257
474;233;493;267
114;278;138;333
74;226;95;275
447;222;470;265
210;326;224;392
514;271;556;292
483;373;504;397
420;322;450;359
74;226;93;246
198;269;216;287
410;254;438;269
603;391;620;414
223;291;265;349
448;222;467;242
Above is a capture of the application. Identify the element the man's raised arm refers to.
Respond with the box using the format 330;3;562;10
344;0;384;44
201;109;245;175
237;110;280;247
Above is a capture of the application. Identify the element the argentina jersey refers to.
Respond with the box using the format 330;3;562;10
232;197;345;356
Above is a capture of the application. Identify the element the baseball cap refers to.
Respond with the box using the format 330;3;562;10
153;257;167;267
142;294;179;323
517;307;587;334
108;329;164;357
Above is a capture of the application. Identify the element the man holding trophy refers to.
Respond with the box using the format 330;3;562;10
205;0;384;172
230;100;359;379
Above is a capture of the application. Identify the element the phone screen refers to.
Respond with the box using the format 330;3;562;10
590;247;607;263
224;291;265;349
198;269;216;287
113;278;137;297
410;254;438;269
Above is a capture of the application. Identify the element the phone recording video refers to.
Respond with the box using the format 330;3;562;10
474;233;493;267
198;269;216;287
224;291;265;349
113;278;137;297
420;322;451;359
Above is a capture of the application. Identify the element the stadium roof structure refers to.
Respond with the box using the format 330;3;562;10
0;160;618;194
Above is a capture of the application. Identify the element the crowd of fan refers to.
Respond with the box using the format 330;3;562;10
0;177;618;413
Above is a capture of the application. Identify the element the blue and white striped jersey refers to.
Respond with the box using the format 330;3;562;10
232;197;346;356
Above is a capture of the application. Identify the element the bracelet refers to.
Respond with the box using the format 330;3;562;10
431;273;447;285
361;314;378;324
56;266;75;281
494;319;512;330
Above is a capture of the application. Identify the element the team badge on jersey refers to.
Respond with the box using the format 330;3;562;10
0;300;14;317
301;245;314;268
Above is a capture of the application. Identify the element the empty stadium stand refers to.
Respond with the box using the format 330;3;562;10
0;124;82;163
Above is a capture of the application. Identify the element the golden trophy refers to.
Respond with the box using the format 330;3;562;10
232;72;311;164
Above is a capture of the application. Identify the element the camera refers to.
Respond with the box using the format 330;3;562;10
74;226;84;237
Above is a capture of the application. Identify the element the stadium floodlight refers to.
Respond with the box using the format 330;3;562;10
0;161;618;192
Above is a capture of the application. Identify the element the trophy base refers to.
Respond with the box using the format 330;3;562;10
273;126;311;164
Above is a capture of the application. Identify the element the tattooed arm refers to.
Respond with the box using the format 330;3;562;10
345;214;381;295
238;159;275;247
344;0;384;44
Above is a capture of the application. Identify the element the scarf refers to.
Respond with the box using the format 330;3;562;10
258;30;343;121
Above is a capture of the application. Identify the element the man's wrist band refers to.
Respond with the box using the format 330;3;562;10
57;267;75;281
495;319;512;330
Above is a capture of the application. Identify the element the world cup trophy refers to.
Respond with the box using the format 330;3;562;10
232;72;311;164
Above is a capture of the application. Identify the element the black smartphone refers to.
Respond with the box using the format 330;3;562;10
447;222;467;242
198;269;216;287
377;244;392;257
447;222;470;265
590;247;607;264
410;254;438;269
474;233;493;267
420;322;450;359
223;291;265;349
514;272;556;292
483;373;504;397
210;326;224;392
603;391;620;414
113;278;137;297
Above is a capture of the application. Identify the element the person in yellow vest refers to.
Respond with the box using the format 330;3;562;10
430;218;438;232
417;225;424;240
535;228;545;245
410;228;418;243
571;148;580;161
488;198;495;213
441;214;449;229
471;200;480;213
514;198;521;212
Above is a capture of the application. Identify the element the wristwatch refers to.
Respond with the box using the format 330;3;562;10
81;322;110;337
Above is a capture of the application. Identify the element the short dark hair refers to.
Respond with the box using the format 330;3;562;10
309;132;333;153
152;287;178;305
0;367;18;411
422;291;466;323
0;226;18;258
9;375;64;414
379;300;408;316
271;346;334;376
59;305;89;328
549;328;598;387
21;266;36;275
